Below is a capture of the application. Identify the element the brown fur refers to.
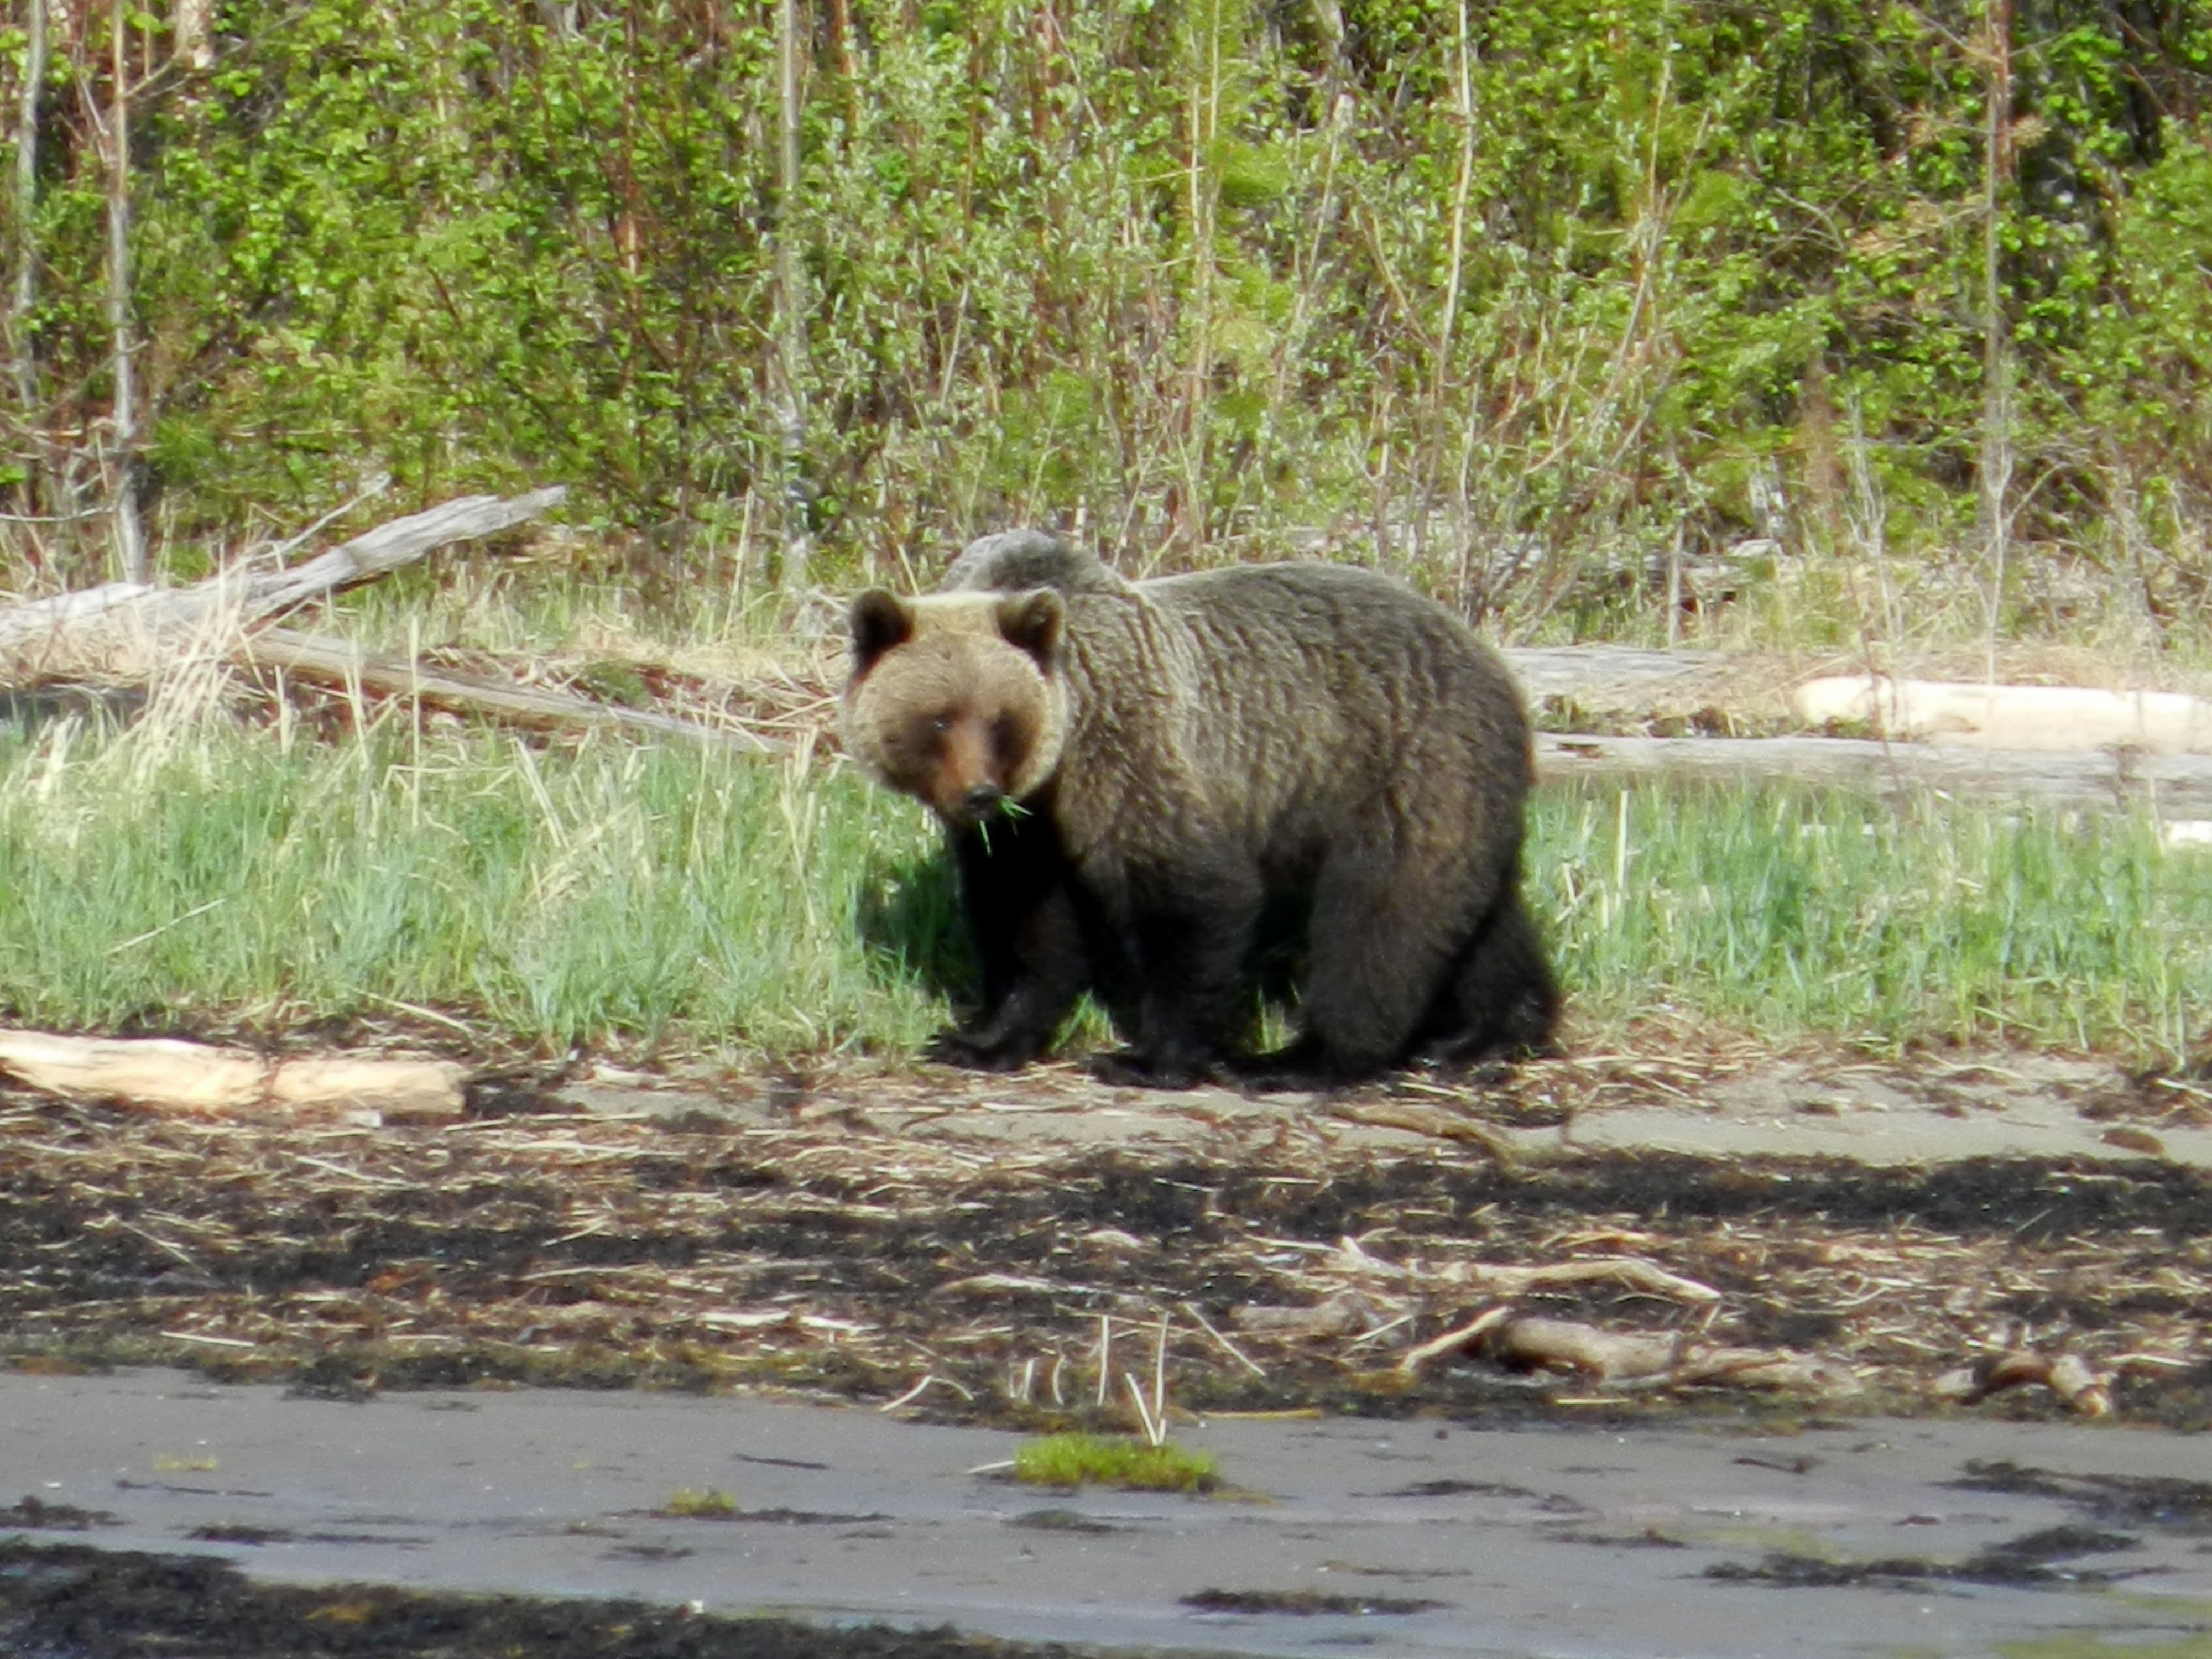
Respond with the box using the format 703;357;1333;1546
842;589;1066;824
843;537;1557;1088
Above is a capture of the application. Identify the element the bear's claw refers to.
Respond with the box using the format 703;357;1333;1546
924;1029;1035;1072
1086;1048;1214;1091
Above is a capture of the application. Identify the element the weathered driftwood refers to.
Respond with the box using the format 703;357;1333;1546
0;1030;465;1121
1397;1310;1859;1396
241;488;566;618
1324;1099;1526;1167
0;486;796;753
1932;1348;2114;1417
1502;644;1724;706
0;581;151;651
1323;1232;1721;1306
0;488;566;658
242;629;785;755
1796;674;2212;754
1537;730;2212;814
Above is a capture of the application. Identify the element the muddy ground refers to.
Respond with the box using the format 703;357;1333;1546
4;1044;2212;1658
6;1369;2211;1658
2;1043;2208;1431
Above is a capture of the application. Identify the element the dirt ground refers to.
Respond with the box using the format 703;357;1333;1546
3;1042;2208;1433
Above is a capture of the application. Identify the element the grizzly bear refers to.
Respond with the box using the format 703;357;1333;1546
841;533;1556;1089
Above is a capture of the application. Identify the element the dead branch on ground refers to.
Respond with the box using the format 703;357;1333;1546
0;488;566;664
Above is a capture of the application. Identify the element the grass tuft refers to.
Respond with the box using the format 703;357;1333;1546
658;1488;738;1517
1012;1433;1220;1493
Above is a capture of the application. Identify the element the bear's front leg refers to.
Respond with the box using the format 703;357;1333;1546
927;814;1090;1071
924;883;1084;1070
1088;858;1259;1090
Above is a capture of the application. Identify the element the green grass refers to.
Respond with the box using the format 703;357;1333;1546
1012;1433;1220;1493
0;712;2207;1066
1537;783;2212;1061
658;1488;739;1517
0;714;957;1061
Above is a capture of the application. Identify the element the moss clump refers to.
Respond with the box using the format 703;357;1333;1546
659;1488;738;1517
1013;1434;1218;1493
567;661;654;708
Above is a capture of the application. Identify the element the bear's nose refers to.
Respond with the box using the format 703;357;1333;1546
961;783;1004;820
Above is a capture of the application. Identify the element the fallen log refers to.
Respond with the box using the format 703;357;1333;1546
0;581;153;651
237;488;566;622
1503;644;1724;707
1487;1314;1683;1381
1396;1310;1860;1397
0;487;566;665
1537;730;2212;815
242;629;785;755
0;1030;465;1121
1795;674;2212;755
1932;1348;2114;1417
0;485;791;754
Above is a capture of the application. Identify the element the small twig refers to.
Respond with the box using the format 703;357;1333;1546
113;1220;200;1271
0;503;116;525
1178;1300;1266;1379
251;474;391;570
290;1154;411;1190
1152;1309;1169;1431
879;1374;940;1412
358;992;481;1040
1123;1371;1162;1447
1326;1099;1522;1167
1458;1256;1724;1306
2110;1352;2190;1373
1397;1307;1514;1375
106;896;227;954
1345;1311;1417;1350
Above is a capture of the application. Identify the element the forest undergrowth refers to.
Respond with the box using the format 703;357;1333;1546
2;0;2209;660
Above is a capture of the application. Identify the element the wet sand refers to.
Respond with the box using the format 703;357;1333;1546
4;1368;2208;1657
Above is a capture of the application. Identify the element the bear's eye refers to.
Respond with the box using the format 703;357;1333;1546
929;714;953;738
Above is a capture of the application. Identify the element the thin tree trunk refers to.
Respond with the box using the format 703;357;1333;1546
1180;0;1225;564
1978;0;2013;682
10;0;46;422
773;0;811;609
1427;0;1476;580
1800;353;1842;556
105;0;146;583
824;0;857;127
173;0;212;70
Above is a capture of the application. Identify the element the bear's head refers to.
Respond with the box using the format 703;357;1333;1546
840;588;1067;827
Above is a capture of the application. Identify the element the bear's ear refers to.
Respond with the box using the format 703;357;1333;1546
849;589;914;672
995;589;1063;665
